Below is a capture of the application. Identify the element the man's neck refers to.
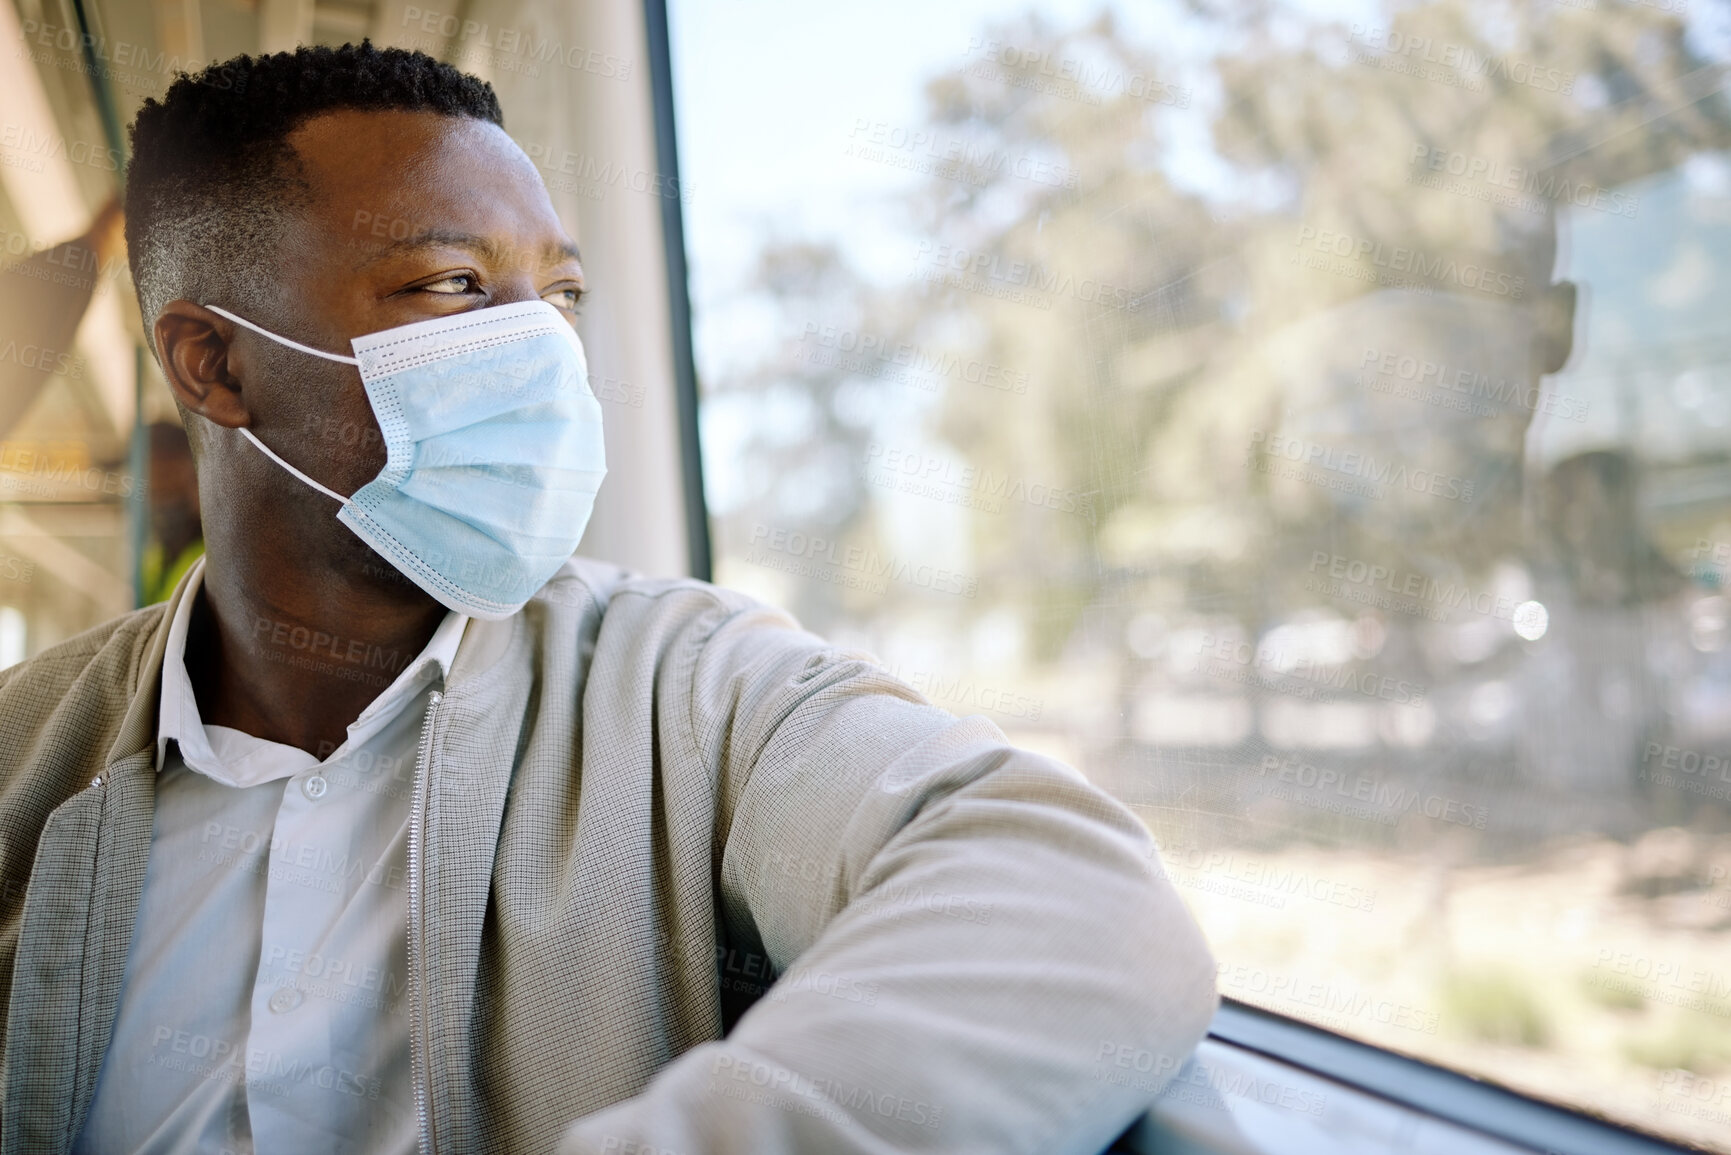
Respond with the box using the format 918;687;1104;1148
185;551;448;758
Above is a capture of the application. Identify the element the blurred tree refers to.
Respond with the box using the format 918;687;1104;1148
707;0;1731;743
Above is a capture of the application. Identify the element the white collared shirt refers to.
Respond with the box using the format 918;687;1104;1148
74;557;467;1155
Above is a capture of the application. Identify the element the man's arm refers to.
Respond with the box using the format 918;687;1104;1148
557;598;1217;1155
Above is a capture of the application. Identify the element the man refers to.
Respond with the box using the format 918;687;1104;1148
0;44;1215;1155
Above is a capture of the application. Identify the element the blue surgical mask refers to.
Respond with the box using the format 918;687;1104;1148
205;299;606;620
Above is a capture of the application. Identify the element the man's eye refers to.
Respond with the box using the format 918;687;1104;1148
421;274;477;294
543;287;583;312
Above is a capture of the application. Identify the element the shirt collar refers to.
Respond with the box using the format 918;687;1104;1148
155;556;469;786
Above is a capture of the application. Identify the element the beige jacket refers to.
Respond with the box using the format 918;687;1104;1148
0;558;1216;1154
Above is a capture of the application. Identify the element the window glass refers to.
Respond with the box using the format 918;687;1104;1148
671;0;1731;1147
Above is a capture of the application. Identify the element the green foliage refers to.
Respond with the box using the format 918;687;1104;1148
1622;1011;1731;1073
1578;968;1646;1011
1440;969;1553;1047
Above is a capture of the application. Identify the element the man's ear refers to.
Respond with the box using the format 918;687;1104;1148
154;301;251;430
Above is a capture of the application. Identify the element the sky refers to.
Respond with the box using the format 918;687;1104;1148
662;0;1422;385
664;2;1201;318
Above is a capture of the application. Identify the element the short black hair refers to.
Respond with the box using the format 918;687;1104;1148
125;41;503;341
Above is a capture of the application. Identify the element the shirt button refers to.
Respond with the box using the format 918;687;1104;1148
268;987;303;1014
302;774;329;800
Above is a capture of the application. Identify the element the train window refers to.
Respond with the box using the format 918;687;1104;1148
668;1;1731;1150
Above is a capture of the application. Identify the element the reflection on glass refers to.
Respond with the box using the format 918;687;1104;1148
675;0;1731;1147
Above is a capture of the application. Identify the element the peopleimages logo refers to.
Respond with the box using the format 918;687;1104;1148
1409;145;1639;219
797;324;1030;394
0;226;129;291
0;338;84;380
864;443;1096;523
1215;964;1441;1035
518;141;692;204
1640;742;1731;803
1360;346;1588;423
911;241;1138;311
1305;551;1538;631
0;123;124;173
884;663;1045;721
1587;949;1731;1015
1157;1058;1330;1117
1153;837;1380;911
398;7;633;80
746;524;978;599
0;441;139;500
1293;226;1526;299
1254;754;1489;829
962;37;1191;109
1658;1071;1731;1130
1247;429;1475;504
845;119;1080;189
1348;24;1576;94
14;20;248;94
1192;631;1427;708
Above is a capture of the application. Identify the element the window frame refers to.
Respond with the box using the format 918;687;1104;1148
1107;1000;1697;1155
642;0;712;583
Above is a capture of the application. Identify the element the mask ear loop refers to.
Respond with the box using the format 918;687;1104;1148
203;303;361;366
238;428;350;504
201;303;359;504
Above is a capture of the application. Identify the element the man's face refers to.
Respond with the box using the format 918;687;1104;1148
232;108;585;502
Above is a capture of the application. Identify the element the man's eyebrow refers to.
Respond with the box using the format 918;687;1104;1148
358;229;584;270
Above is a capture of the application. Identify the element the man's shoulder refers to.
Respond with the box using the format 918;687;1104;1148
0;603;166;701
0;603;166;780
532;556;830;682
536;556;778;628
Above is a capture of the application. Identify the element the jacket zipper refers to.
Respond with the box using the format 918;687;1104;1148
408;688;443;1155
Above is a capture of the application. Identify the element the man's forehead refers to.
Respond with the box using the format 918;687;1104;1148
287;107;521;181
280;109;574;265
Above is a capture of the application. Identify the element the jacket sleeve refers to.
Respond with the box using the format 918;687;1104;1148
556;597;1217;1155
